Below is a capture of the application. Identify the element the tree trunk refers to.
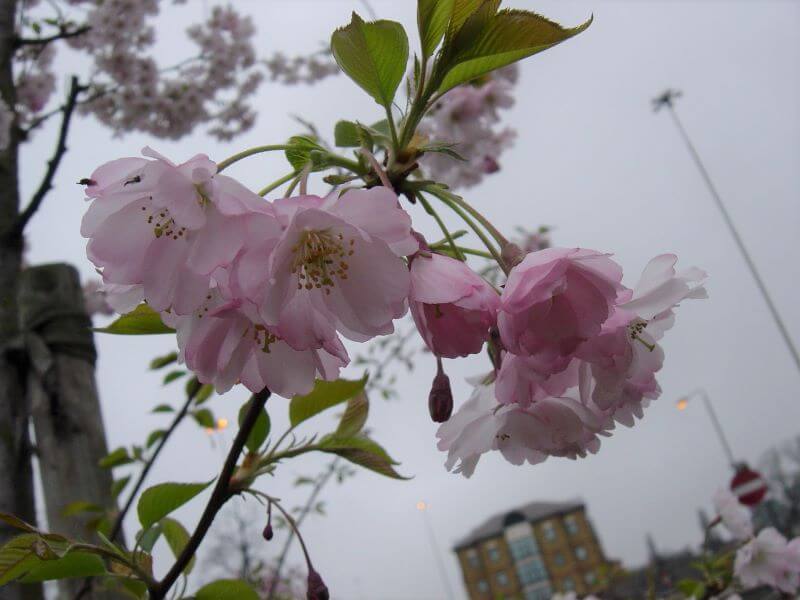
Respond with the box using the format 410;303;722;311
21;264;118;600
0;0;43;598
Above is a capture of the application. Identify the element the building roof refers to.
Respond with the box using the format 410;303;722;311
453;499;584;551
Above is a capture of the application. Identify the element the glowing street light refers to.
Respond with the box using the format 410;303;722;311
416;501;427;511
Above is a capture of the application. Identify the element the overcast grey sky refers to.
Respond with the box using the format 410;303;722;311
21;1;800;598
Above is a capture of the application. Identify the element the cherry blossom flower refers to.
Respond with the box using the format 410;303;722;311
82;147;276;314
409;252;499;358
713;487;753;541
498;247;625;369
173;292;347;399
734;527;796;593
252;187;416;351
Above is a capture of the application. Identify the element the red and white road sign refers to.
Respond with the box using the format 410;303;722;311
730;466;768;507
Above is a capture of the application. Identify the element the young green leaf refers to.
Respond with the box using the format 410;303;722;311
110;476;131;500
18;551;106;583
192;409;216;429
335;391;369;438
418;0;455;59
0;513;38;534
151;404;174;414
61;501;103;518
319;436;408;480
94;304;174;335
145;429;166;450
195;579;260;600
238;399;271;453
289;375;368;428
331;13;409;108
136;481;213;529
159;518;195;574
162;370;186;385
98;447;133;469
334;120;361;147
438;10;593;94
149;351;178;370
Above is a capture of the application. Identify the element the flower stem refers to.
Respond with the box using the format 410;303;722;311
216;145;293;172
259;171;301;197
428;190;508;273
438;190;510;249
385;105;401;156
417;193;464;261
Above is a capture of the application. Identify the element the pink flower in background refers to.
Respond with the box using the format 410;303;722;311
498;247;624;371
174;292;347;398
734;528;796;593
409;252;499;358
713;487;753;541
256;188;413;350
82;147;276;314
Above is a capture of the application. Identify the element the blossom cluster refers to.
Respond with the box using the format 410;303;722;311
419;66;518;189
714;488;800;594
16;1;262;140
82;148;417;399
264;50;340;86
437;249;706;476
82;147;704;475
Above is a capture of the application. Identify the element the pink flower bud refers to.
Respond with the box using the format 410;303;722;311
306;569;329;600
262;524;274;541
428;359;453;423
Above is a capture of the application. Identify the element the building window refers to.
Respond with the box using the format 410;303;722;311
477;580;489;593
466;549;480;569
585;571;597;585
496;571;509;587
524;584;552;600
517;557;548;585
575;545;588;561
564;515;579;536
542;521;557;542
487;546;501;563
553;552;565;567
562;577;575;591
509;536;539;560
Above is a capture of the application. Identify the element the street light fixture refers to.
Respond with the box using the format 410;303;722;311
676;388;737;470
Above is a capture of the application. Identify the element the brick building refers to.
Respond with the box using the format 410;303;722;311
453;500;611;600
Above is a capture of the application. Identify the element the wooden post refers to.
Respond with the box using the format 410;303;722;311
20;264;118;599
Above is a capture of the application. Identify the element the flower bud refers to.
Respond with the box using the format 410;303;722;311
306;568;329;600
501;243;524;269
481;155;500;174
262;523;274;541
428;359;453;423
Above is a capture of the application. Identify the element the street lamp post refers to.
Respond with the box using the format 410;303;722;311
677;388;737;470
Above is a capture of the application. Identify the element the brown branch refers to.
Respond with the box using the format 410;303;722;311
13;75;85;234
15;25;90;49
149;388;271;600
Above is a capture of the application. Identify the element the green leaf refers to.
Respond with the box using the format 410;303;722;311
319;435;408;480
418;0;454;59
331;13;409;108
110;476;131;501
149;352;178;370
159;518;195;574
195;579;260;600
289;375;368;428
162;370;186;385
94;304;174;335
151;404;174;414
99;447;132;469
20;552;106;582
284;135;329;172
0;534;70;585
0;513;38;533
335;391;369;438
145;429;165;450
194;383;214;405
136;526;162;554
192;409;215;429
61;501;103;518
437;10;592;94
136;481;213;529
334;120;361;147
238;400;270;453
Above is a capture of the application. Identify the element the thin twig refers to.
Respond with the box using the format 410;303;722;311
13;75;85;234
266;459;340;600
15;25;90;48
149;388;271;600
